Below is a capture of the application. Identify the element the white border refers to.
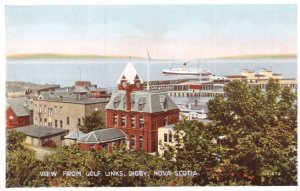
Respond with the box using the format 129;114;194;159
0;1;299;191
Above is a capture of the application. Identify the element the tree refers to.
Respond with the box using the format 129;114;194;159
7;130;26;152
161;118;221;186
79;110;105;133
7;148;48;187
207;79;297;185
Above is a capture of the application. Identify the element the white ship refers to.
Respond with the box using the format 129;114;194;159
162;63;213;76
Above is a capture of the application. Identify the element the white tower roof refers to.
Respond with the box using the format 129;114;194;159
117;62;143;84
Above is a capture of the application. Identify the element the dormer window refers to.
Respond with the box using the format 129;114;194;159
138;97;146;111
113;95;121;109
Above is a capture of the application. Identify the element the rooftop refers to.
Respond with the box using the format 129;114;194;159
6;97;33;117
77;128;127;144
117;62;143;84
64;129;87;140
106;90;179;113
11;125;69;139
36;91;109;104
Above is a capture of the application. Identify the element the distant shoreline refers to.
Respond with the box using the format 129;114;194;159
6;53;145;60
214;54;297;60
6;53;297;60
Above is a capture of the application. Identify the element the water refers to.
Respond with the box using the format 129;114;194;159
6;58;297;88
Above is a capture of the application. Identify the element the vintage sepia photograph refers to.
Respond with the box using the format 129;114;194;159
3;3;297;188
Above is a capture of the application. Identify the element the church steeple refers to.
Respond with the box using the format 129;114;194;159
117;62;143;91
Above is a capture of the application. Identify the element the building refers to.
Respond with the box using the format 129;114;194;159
63;129;87;146
75;81;93;88
88;87;111;98
77;128;128;151
33;87;109;132
105;63;180;153
12;125;68;147
6;97;33;128
157;124;176;155
178;103;208;121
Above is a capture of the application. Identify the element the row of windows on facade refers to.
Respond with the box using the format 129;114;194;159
34;117;83;128
34;105;63;116
113;115;168;127
113;99;167;110
130;135;144;150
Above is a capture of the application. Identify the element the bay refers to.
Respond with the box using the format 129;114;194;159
6;58;297;88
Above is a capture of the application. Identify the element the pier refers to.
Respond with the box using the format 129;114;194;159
168;90;225;97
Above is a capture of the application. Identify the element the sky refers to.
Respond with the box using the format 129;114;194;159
5;5;297;60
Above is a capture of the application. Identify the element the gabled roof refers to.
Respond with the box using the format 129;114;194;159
117;62;143;84
64;129;87;140
7;97;33;117
77;128;127;144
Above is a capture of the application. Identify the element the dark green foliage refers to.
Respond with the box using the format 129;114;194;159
7;148;48;187
79;111;105;133
207;79;297;185
7;131;26;152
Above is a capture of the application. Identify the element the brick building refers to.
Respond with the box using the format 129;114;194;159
33;87;109;132
6;97;33;128
105;63;180;153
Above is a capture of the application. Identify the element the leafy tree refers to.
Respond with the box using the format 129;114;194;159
7;148;48;187
161;118;221;186
7;130;26;152
207;79;297;185
79;111;105;133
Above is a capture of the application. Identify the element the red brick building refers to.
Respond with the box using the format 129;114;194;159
6;97;33;129
105;63;180;153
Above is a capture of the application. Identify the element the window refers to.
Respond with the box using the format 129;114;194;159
66;117;70;125
54;106;57;114
60;120;63;128
123;102;127;110
55;120;58;128
39;118;42;125
59;106;63;114
48;108;53;116
34;104;37;112
140;117;144;128
138;97;146;111
77;118;81;126
169;133;173;143
131;116;136;128
113;114;118;126
44;118;47;126
114;101;120;108
139;135;144;150
130;135;136;150
164;133;168;142
48;122;52;127
44;105;47;113
164;116;168;126
39;105;42;113
121;115;126;126
138;103;143;111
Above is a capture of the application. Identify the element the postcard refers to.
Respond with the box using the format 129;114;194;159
3;3;298;189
